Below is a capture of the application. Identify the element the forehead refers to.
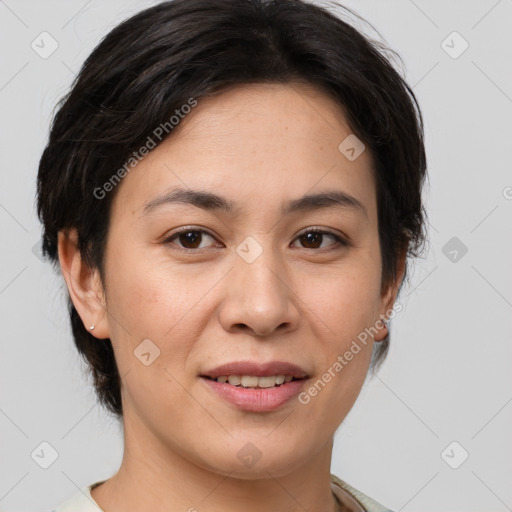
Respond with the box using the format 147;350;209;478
175;82;355;150
112;82;376;221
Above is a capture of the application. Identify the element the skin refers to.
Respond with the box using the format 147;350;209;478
58;82;405;512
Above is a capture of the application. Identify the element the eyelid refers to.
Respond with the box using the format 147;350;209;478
292;227;348;249
295;226;347;241
162;226;348;252
161;225;218;249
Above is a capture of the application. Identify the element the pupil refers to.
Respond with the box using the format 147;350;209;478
302;232;321;248
181;231;201;248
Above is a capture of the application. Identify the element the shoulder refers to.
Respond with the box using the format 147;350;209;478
51;481;105;512
330;473;395;512
51;476;391;512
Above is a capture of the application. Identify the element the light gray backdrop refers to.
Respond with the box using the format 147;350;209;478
1;0;511;510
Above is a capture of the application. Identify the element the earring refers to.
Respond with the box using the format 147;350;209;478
90;325;95;331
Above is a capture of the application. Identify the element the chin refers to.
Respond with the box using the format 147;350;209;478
196;441;311;480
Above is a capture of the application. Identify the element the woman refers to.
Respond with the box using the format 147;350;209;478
37;0;427;510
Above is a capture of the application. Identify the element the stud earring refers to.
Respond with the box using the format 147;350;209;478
90;325;95;331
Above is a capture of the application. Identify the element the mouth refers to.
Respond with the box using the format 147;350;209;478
202;374;304;389
199;361;309;412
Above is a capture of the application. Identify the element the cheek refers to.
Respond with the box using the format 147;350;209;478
104;238;192;333
101;239;193;370
295;253;381;417
102;251;203;418
305;254;382;337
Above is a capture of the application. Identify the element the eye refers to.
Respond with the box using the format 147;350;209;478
291;228;347;251
163;227;221;252
163;227;347;253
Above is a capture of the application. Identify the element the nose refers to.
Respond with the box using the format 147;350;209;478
218;242;300;338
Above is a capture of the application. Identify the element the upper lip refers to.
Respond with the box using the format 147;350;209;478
201;361;309;379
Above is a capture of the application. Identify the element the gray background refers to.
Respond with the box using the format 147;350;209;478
1;0;511;510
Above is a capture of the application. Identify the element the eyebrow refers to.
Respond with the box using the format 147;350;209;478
142;187;367;219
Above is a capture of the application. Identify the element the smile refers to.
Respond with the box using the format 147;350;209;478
205;374;298;388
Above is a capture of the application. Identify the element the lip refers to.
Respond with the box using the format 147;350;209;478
200;360;309;412
201;377;307;412
201;360;309;379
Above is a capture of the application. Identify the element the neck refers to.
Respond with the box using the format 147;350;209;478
91;415;340;512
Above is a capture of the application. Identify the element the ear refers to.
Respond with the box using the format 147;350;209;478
57;228;110;339
374;245;407;342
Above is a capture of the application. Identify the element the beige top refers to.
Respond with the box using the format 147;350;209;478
51;474;394;512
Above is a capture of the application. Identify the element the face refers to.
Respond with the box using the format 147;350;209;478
94;82;399;477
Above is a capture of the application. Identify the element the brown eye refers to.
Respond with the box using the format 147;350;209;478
176;230;203;249
293;229;347;251
163;227;347;253
164;228;219;251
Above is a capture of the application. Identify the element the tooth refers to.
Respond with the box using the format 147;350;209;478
228;375;241;386
240;376;259;387
258;376;277;388
223;375;295;388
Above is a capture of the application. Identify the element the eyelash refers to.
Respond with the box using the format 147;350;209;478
162;226;348;253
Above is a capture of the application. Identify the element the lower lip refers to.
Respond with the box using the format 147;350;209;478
201;377;306;412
